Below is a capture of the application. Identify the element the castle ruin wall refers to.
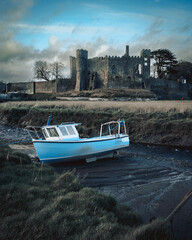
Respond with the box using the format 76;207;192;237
88;57;108;89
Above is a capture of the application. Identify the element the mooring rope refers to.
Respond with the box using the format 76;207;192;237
0;139;32;147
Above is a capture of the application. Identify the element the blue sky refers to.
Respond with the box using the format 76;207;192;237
0;0;192;82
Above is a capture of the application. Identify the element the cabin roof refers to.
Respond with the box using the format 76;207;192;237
43;122;81;128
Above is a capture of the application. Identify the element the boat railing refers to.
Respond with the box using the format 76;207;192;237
25;126;44;140
100;120;127;137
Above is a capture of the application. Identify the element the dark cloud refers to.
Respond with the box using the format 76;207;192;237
0;0;35;82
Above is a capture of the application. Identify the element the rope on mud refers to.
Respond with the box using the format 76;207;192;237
0;139;32;147
165;189;192;223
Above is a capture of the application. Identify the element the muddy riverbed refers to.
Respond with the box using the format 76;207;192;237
0;124;192;240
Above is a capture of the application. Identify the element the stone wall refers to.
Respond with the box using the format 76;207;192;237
0;82;6;93
5;79;75;95
107;56;143;89
56;78;75;92
88;57;108;89
146;78;191;90
34;81;56;94
7;82;34;94
145;78;192;100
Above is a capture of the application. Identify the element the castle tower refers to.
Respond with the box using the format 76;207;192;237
75;49;88;91
140;49;151;80
125;45;129;56
70;56;76;82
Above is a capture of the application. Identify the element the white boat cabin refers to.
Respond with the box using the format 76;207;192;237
42;123;80;141
26;120;127;142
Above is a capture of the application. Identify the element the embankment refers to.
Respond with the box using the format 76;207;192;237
0;101;192;149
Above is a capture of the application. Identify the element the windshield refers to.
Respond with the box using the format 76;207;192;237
47;127;59;137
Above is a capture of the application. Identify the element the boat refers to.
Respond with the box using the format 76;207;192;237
26;119;129;164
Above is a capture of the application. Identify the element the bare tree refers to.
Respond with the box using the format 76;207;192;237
34;61;50;81
50;62;65;80
34;61;65;81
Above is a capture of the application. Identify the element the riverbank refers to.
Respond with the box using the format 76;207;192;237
0;146;175;240
0;100;192;149
0;98;192;239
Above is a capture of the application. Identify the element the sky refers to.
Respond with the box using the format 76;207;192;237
0;0;192;83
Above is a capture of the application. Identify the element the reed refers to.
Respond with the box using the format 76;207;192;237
1;100;192;114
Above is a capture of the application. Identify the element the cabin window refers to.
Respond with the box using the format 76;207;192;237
59;126;69;136
42;129;48;138
66;126;75;135
47;127;59;137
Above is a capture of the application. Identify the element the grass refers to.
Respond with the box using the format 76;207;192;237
57;88;156;99
0;147;173;240
1;100;192;114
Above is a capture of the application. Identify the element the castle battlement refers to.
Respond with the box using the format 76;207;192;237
130;56;141;59
108;56;121;59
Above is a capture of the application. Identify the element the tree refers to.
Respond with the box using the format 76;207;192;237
151;49;177;79
50;62;65;80
34;61;65;81
34;61;50;81
168;61;192;83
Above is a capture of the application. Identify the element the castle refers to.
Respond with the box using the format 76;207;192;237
1;45;191;100
70;45;151;91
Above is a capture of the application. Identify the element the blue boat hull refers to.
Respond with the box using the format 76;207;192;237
33;135;129;164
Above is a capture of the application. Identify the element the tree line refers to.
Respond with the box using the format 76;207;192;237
34;49;192;83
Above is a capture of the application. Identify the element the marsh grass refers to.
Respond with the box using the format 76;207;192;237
1;100;192;114
0;147;173;240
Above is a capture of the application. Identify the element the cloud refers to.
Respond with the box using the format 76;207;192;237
0;0;35;82
0;35;125;83
0;0;33;23
130;18;192;62
0;0;34;40
14;23;74;34
0;0;192;83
